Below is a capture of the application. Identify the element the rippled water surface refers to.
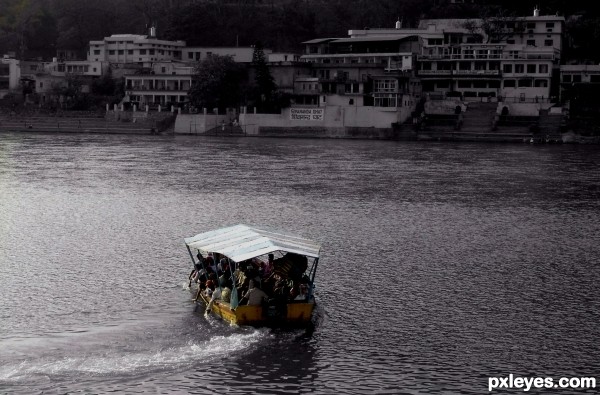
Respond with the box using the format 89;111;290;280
1;133;599;394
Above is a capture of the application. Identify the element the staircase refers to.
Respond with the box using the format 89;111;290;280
0;111;174;134
205;124;245;136
460;102;496;133
538;109;563;142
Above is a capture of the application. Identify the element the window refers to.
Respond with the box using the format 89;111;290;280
591;75;600;83
94;50;100;55
459;61;471;70
374;95;397;107
458;81;471;88
128;50;133;54
518;79;532;87
515;64;524;73
188;52;193;59
109;50;115;55
489;80;501;88
503;64;513;73
539;64;548;74
534;79;548;87
349;99;354;105
473;81;487;88
161;67;166;73
140;49;147;55
374;79;397;93
507;39;515;44
39;82;44;88
544;39;553;47
573;75;582;83
118;50;124;55
563;74;572;83
527;22;536;29
149;49;155;55
527;64;536;73
527;40;536;46
546;22;555;28
504;80;516;87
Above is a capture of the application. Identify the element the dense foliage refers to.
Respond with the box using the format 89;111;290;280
188;54;247;110
1;0;600;61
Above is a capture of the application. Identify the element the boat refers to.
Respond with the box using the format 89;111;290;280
184;224;321;327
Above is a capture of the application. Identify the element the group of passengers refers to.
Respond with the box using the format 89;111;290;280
188;252;310;311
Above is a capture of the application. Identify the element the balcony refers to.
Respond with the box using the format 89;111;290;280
453;69;501;76
418;69;501;77
418;54;503;60
418;70;452;76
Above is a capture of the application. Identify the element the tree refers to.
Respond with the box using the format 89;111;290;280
462;9;525;43
251;42;276;109
188;55;246;110
0;0;48;59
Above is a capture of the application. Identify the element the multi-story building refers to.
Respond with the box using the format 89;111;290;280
300;33;420;109
182;47;264;63
0;56;20;98
559;65;600;114
88;31;185;67
415;11;563;101
124;62;194;109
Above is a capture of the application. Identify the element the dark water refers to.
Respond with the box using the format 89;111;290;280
0;133;599;394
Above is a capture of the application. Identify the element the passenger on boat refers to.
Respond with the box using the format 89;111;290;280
188;263;202;287
263;254;274;278
205;253;216;272
194;279;215;302
293;283;309;301
205;280;216;297
239;280;269;306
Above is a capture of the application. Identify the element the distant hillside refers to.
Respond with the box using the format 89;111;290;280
1;0;599;61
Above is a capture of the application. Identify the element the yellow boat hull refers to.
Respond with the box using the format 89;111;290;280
199;294;315;327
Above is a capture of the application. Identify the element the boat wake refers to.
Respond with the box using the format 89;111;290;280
0;329;267;382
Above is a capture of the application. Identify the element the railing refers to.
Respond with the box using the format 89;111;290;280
418;69;500;76
418;53;554;60
418;54;503;60
418;70;452;75
127;86;189;92
453;69;500;76
499;96;553;103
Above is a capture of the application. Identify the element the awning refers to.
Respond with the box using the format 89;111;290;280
332;35;419;43
184;224;321;262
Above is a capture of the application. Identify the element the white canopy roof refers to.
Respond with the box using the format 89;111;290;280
184;224;321;263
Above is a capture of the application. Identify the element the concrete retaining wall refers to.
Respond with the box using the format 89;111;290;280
174;113;230;134
497;103;540;116
174;105;413;138
425;100;465;115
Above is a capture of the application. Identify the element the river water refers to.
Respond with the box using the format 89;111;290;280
0;133;599;394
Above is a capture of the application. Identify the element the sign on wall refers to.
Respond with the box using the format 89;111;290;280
290;108;324;121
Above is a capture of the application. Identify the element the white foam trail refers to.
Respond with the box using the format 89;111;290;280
0;330;267;381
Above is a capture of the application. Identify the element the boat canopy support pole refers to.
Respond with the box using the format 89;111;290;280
229;260;239;309
308;257;318;300
186;245;196;267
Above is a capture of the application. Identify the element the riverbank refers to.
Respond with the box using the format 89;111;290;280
1;109;599;143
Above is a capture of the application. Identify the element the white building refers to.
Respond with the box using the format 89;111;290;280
124;62;194;108
88;33;186;67
0;56;21;97
182;47;264;63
